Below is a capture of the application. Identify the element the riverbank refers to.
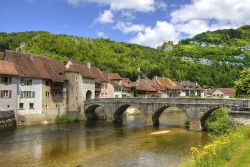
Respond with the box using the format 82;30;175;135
181;126;250;167
227;139;250;167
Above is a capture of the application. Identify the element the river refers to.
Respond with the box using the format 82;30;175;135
0;111;210;167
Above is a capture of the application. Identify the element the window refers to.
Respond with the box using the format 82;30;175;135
19;103;24;109
21;91;35;98
46;91;50;97
0;90;12;98
20;79;32;86
7;105;10;108
1;77;12;84
46;105;48;109
29;103;34;109
45;80;50;86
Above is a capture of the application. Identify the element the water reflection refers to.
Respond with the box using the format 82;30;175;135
0;112;210;167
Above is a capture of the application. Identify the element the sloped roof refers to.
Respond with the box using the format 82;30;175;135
154;76;178;89
215;88;235;95
136;79;156;92
175;80;202;90
3;50;66;82
66;62;95;79
121;78;134;88
91;67;107;83
102;71;122;81
0;60;18;76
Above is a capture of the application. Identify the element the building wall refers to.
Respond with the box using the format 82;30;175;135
65;72;80;113
106;83;115;98
212;90;224;97
42;80;67;121
17;78;43;115
99;83;109;98
0;75;18;112
80;77;95;101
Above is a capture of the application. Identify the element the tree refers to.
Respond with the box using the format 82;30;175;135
234;69;250;97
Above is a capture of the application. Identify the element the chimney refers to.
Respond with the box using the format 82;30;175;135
87;62;91;69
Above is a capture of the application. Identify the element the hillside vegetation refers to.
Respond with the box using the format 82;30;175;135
0;26;250;87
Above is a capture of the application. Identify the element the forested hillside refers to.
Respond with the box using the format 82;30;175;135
0;26;249;87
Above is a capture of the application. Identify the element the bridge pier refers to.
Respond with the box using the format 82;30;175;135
189;120;202;131
143;115;153;126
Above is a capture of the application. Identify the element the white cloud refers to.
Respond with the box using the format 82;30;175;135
113;22;145;34
97;32;107;38
67;0;155;12
121;11;135;20
130;21;179;48
156;1;167;10
171;0;250;25
97;10;114;24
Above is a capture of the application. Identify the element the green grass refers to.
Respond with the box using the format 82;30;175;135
227;140;250;167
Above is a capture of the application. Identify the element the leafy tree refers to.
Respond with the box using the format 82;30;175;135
234;68;250;97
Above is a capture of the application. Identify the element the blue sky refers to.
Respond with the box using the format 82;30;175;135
0;0;249;48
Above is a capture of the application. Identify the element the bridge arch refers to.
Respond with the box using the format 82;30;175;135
152;106;190;128
113;104;144;124
200;107;230;130
85;104;100;120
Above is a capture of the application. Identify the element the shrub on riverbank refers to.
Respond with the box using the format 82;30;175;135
55;114;81;124
182;126;250;167
205;108;236;137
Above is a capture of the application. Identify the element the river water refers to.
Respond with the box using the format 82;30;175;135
0;111;210;167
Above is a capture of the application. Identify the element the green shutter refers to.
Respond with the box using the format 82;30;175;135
32;91;35;98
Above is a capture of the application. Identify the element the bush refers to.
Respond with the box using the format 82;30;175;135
55;114;81;124
205;108;236;137
182;126;250;167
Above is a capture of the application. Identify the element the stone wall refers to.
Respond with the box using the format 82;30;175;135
0;110;16;130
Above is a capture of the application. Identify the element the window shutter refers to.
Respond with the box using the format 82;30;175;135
0;90;3;98
9;77;12;84
9;91;12;98
21;91;24;98
0;77;4;84
32;92;35;98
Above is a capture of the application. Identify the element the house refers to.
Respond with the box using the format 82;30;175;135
102;72;123;98
212;88;235;98
176;81;202;97
2;50;67;124
0;58;18;114
153;76;181;97
120;78;135;97
90;67;108;98
65;60;95;113
135;79;158;97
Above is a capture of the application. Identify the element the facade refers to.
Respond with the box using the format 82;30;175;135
0;60;18;113
1;50;67;124
135;79;157;97
90;67;108;98
176;81;202;97
212;88;235;98
153;76;181;97
65;60;95;113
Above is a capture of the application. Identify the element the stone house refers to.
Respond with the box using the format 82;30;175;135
90;67;108;98
153;76;181;97
65;60;95;113
212;88;235;98
0;58;18;114
2;50;67;124
135;79;158;97
176;81;202;97
120;78;135;97
102;72;123;98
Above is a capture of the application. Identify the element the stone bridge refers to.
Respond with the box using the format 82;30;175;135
83;98;250;131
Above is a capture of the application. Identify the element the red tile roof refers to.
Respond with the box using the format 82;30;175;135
66;60;95;79
136;79;156;92
0;60;18;76
216;88;235;95
91;67;107;83
154;76;178;89
3;50;66;82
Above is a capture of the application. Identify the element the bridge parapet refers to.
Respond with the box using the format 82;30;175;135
83;98;250;131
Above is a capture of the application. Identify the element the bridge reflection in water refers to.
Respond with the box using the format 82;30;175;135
84;98;250;131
